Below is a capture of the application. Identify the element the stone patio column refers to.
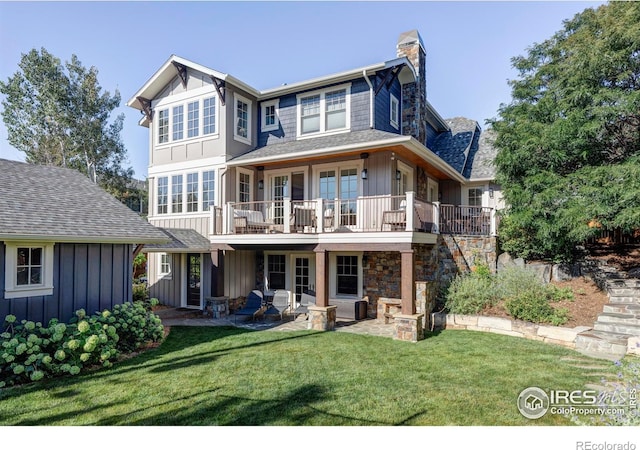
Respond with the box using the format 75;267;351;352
308;305;337;331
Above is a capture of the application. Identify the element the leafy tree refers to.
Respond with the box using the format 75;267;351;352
489;2;640;261
0;48;133;198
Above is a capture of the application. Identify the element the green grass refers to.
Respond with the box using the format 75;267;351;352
0;327;616;425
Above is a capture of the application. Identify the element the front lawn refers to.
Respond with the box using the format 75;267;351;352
0;327;615;425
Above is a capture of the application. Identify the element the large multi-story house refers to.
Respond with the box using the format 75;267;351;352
128;30;502;341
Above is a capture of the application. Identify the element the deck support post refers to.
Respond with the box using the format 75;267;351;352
400;249;415;315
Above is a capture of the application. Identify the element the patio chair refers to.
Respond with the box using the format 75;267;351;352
263;289;291;321
293;290;316;320
234;290;264;323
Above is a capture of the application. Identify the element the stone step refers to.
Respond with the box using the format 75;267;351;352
593;321;640;335
603;303;640;315
596;312;640;325
575;331;629;358
607;287;640;297
606;295;640;304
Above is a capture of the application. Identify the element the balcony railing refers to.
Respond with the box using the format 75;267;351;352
210;193;497;237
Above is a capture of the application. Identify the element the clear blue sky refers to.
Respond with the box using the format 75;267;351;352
0;1;605;179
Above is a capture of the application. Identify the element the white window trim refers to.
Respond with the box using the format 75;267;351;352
264;166;309;201
296;83;351;140
261;99;280;132
158;253;172;279
233;93;252;145
153;91;219;148
397;160;414;195
153;169;218;218
4;243;55;299
464;185;486;207
329;252;362;299
390;93;399;130
236;167;253;203
311;160;363;199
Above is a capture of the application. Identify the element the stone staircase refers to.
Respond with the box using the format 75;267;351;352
575;260;640;359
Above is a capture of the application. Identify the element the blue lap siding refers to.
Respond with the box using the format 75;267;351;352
0;242;133;324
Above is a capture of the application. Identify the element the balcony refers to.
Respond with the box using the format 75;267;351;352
210;193;497;239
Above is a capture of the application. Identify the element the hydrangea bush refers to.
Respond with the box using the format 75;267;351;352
0;299;164;388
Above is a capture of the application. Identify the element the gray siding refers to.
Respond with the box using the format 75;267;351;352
149;216;210;238
148;252;182;307
0;242;132;324
224;85;258;160
374;77;403;134
258;78;372;148
224;250;256;299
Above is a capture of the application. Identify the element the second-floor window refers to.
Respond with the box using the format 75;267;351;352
202;170;215;211
172;175;183;213
187;101;199;138
297;84;350;138
468;188;483;207
158;109;169;144
155;170;217;216
186;172;198;212
157;176;168;214
238;171;251;203
172;105;184;140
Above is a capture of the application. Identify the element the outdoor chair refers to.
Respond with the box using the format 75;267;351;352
263;289;291;321
293;290;316;319
234;290;264;323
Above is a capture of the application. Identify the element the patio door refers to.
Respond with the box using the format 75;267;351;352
187;253;201;308
293;255;315;305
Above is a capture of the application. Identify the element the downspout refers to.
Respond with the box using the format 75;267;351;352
363;70;374;129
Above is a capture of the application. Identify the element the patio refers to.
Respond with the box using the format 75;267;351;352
157;307;395;338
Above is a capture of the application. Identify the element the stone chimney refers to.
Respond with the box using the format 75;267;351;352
396;30;427;145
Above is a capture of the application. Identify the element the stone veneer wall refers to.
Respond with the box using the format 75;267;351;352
437;235;498;283
363;251;401;317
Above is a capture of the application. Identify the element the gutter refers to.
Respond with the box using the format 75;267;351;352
0;235;170;245
363;70;374;128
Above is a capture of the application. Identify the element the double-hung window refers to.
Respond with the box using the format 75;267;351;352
267;254;286;290
157;176;168;214
468;188;483;207
4;243;55;299
298;84;350;137
261;99;279;132
202;170;215;211
336;255;358;296
172;105;184;140
172;175;183;213
187;100;199;138
159;253;171;278
158;109;169;144
186;173;198;212
238;171;251;203
234;94;252;144
390;94;399;130
203;97;216;135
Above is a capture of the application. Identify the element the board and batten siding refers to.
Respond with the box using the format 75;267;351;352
224;250;256;299
0;242;133;324
149;216;210;238
148;252;183;307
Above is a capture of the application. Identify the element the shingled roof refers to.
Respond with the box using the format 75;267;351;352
0;159;168;244
432;118;497;181
143;228;211;253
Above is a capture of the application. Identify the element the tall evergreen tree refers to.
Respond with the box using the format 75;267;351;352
489;2;640;261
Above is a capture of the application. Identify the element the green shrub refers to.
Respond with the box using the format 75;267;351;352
0;302;164;388
504;291;569;325
132;282;149;302
444;270;497;315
